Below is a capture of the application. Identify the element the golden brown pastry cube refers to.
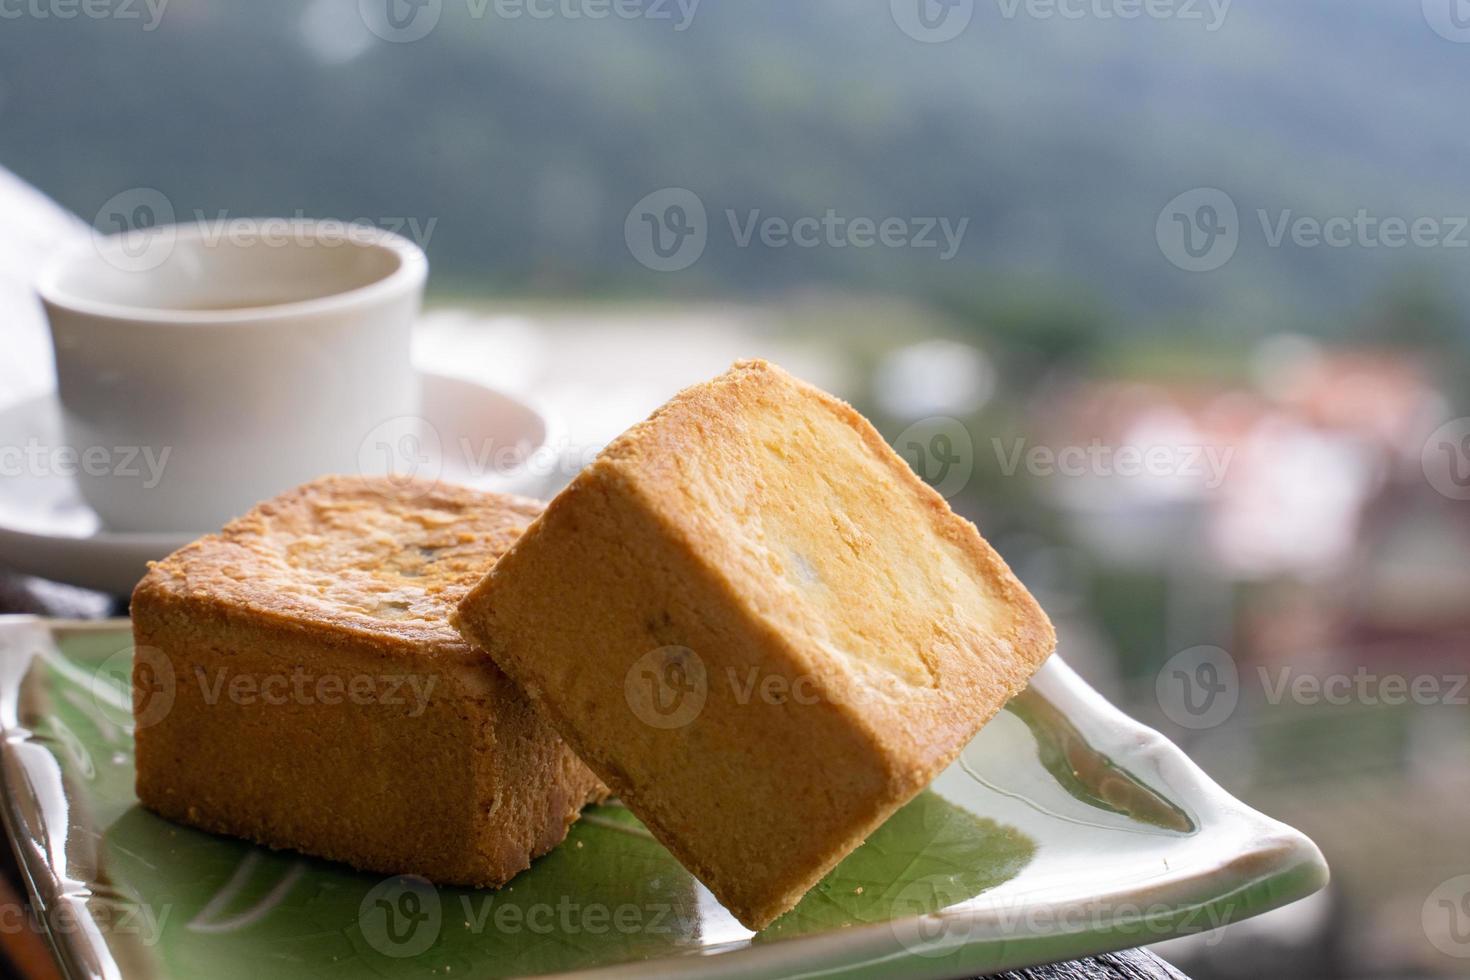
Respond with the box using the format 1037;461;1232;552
454;360;1055;928
131;476;606;886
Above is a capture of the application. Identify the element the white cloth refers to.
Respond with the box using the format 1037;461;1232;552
0;168;86;403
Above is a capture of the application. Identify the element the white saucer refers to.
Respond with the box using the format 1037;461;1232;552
0;370;562;595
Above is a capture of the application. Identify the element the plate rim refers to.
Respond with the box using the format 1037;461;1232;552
0;370;562;593
0;370;558;545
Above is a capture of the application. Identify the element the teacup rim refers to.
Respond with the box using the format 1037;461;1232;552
35;218;428;327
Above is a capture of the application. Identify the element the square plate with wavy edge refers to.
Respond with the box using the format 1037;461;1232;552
0;617;1327;979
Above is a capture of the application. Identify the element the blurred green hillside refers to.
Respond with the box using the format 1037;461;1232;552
3;0;1469;345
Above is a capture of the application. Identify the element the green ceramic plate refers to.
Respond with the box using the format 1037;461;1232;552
0;617;1327;979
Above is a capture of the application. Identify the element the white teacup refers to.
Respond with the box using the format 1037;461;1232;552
36;220;427;533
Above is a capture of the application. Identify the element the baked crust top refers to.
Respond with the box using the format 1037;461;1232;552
135;475;542;656
592;359;1056;698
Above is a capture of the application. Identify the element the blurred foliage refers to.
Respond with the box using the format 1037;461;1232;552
5;0;1470;339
